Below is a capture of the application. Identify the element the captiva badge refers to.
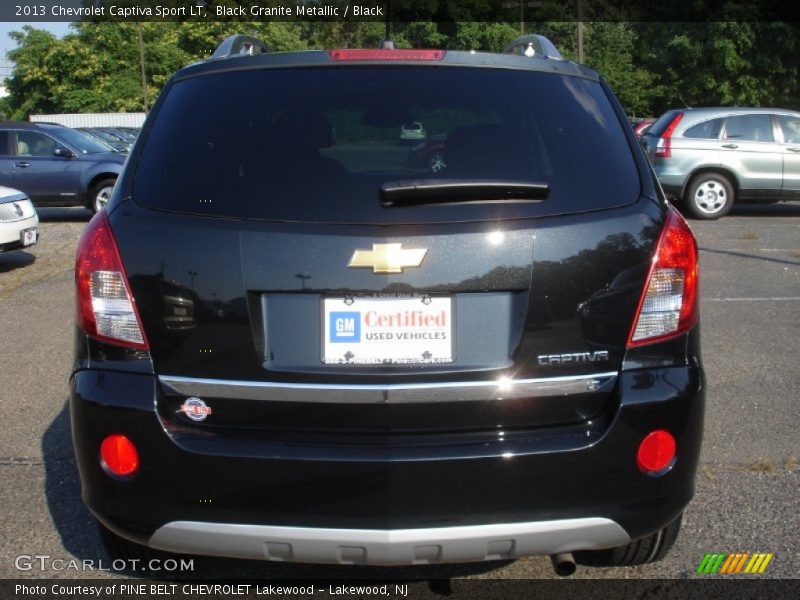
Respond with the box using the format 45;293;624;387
179;397;212;422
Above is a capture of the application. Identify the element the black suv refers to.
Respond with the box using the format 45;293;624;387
71;35;704;572
0;122;125;212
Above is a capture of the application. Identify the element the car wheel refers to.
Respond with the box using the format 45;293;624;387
685;173;734;219
428;152;446;174
89;178;116;213
574;513;682;567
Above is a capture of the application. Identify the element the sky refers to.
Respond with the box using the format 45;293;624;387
0;21;73;61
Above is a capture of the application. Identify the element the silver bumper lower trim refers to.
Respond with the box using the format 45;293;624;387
158;372;618;404
148;518;630;565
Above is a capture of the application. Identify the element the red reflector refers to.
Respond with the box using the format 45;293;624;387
637;430;676;474
328;49;445;61
100;434;139;478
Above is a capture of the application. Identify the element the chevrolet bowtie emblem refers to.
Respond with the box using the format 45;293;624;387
347;243;427;274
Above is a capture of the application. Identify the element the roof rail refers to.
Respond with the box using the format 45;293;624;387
211;34;269;60
504;35;563;60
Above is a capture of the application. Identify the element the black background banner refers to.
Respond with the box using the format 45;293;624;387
3;579;800;600
2;1;800;23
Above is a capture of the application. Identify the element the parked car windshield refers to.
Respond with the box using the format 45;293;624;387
133;66;639;224
41;125;114;154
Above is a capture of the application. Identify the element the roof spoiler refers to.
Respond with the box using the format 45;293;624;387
504;35;564;60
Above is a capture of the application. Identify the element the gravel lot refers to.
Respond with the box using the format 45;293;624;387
0;203;797;582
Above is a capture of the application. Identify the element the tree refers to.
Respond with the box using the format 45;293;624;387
633;22;800;114
1;21;798;119
4;26;62;119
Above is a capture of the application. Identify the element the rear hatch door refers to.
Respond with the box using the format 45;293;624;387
116;60;660;437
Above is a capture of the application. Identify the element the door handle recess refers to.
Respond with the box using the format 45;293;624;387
722;144;738;149
787;147;800;153
14;161;30;168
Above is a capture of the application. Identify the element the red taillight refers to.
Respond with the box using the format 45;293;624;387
75;211;149;350
637;430;676;475
628;206;698;347
328;49;445;61
100;434;139;478
654;112;683;158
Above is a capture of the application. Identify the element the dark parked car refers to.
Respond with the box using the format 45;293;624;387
71;34;703;573
0;122;126;212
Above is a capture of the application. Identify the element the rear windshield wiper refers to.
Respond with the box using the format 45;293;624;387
380;179;549;208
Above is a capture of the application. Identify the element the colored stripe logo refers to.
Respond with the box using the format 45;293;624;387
696;552;773;574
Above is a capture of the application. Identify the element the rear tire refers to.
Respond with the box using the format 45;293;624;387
574;513;683;567
684;172;734;219
89;178;116;213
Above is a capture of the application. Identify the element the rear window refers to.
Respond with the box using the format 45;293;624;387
684;118;723;139
133;66;639;223
647;110;683;138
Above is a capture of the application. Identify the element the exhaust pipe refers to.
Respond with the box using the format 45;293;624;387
550;553;576;576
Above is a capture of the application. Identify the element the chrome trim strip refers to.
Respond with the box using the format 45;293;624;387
158;372;617;404
149;518;630;565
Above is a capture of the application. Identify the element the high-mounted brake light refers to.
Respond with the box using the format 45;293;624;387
75;212;148;350
328;49;445;61
628;206;698;347
654;112;683;158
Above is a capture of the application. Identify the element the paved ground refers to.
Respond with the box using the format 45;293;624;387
0;204;797;581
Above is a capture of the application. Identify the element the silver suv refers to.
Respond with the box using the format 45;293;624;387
642;107;800;219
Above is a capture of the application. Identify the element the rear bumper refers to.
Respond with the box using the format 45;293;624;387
70;362;704;565
149;518;629;565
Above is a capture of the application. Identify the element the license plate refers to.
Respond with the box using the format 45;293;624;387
323;295;453;365
21;227;37;247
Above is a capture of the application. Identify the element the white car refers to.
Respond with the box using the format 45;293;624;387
400;121;427;141
0;186;38;253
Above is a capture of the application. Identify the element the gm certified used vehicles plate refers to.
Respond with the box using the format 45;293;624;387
322;295;453;365
71;34;704;572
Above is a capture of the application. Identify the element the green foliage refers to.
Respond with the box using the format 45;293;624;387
633;22;800;115
2;21;798;120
